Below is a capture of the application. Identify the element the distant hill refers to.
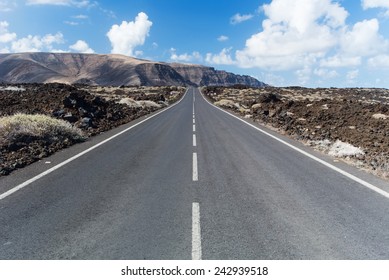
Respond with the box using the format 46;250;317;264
0;52;266;87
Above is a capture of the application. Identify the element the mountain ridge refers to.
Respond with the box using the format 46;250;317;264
0;52;266;87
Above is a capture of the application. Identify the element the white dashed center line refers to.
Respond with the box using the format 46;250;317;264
193;134;197;147
191;90;202;260
192;152;198;181
192;202;202;260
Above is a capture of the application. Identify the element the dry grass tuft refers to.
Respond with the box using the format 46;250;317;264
0;113;85;145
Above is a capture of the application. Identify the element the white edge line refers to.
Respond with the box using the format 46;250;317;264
192;202;202;260
200;89;389;199
192;152;198;181
0;89;190;201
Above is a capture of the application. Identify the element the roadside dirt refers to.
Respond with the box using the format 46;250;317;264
203;85;389;180
0;83;185;175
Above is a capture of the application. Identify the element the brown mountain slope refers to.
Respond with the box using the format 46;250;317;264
0;52;266;87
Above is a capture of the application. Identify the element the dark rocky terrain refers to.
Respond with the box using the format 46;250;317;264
0;83;185;175
0;53;265;87
204;86;389;179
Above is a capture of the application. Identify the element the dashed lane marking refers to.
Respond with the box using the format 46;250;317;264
192;152;198;181
192;202;202;260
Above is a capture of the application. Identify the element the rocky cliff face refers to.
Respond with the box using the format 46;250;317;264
171;63;264;87
0;53;266;87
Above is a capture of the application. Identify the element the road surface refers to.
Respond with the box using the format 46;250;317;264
1;87;389;259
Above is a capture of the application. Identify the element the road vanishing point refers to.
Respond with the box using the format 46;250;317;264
1;87;389;259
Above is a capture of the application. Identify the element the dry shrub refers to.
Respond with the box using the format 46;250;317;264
0;113;85;146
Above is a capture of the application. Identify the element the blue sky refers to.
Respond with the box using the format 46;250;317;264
1;0;389;87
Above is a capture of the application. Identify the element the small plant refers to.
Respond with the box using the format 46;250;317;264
0;113;85;146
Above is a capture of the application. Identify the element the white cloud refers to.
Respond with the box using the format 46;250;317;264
64;21;79;26
362;0;389;9
320;55;361;67
346;69;359;83
0;1;16;12
1;22;67;53
134;50;143;56
295;65;311;85
170;48;202;62
65;14;88;26
69;40;94;53
368;54;389;67
234;0;348;70
205;0;389;85
106;12;152;57
0;21;16;43
42;33;64;45
230;13;254;25
26;0;90;7
11;32;64;52
340;19;388;57
217;35;229;42
319;18;388;68
313;68;338;78
0;21;94;54
73;14;88;19
260;72;286;86
206;48;235;65
262;0;348;31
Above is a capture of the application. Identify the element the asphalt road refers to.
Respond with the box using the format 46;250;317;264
0;87;389;259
